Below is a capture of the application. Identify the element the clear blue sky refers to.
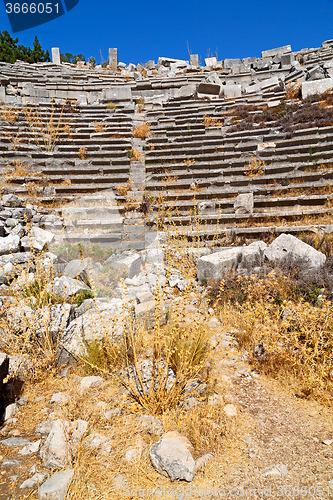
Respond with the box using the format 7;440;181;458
1;0;333;65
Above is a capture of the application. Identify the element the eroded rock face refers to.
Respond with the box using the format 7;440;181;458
150;431;195;482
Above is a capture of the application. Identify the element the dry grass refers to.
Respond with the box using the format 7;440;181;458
133;123;152;139
0;105;20;122
245;156;266;177
184;158;196;166
106;101;117;110
129;147;143;161
22;101;67;153
115;180;133;196
285;82;302;100
62;124;73;138
78;147;87;160
92;121;106;133
202;114;223;128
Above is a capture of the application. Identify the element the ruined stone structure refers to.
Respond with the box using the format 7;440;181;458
1;39;333;249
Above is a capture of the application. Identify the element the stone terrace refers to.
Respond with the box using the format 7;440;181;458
1;40;333;248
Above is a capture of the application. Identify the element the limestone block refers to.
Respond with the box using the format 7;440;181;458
205;57;217;68
51;48;61;65
223;83;242;99
38;469;74;499
101;86;132;102
261;45;292;58
223;58;241;68
197;82;220;96
108;48;118;68
234;193;254;214
302;78;333;98
174;84;197;99
190;54;199;66
197;242;267;281
264;234;326;269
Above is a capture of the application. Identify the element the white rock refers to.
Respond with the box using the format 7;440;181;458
223;404;237;416
197;242;266;281
19;440;41;455
38;469;74;499
21;227;54;252
35;420;54;437
40;419;88;469
0;234;20;256
50;392;70;405
106;251;141;279
4;403;20;421
20;472;46;489
195;453;215;471
234;193;254;214
150;433;195;482
79;376;104;394
264;234;326;269
84;433;113;455
50;276;90;299
57;299;125;365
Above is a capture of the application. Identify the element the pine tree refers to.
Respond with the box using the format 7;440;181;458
0;31;50;63
30;35;50;63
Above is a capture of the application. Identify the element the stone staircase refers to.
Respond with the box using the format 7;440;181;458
2;39;333;248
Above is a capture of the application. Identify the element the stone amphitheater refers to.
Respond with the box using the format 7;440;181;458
2;40;333;250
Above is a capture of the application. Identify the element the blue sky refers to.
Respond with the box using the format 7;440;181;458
2;0;333;64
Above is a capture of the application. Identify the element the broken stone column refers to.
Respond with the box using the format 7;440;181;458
108;48;118;69
0;87;5;102
190;54;199;66
51;48;61;65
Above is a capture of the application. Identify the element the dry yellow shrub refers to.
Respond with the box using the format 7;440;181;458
133;123;152;138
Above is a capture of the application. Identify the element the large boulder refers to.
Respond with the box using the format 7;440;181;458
150;431;195;482
0;234;20;256
49;276;91;299
264;234;326;269
57;299;125;365
63;258;100;287
21;227;54;252
197;242;267;281
105;251;141;279
38;469;74;500
40;419;88;469
1;194;24;208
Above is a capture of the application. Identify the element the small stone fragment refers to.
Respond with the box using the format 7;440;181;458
20;473;46;489
223;404;237;416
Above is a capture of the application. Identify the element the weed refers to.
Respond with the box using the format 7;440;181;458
129;147;143;161
55;242;116;263
0;105;20;122
106;101;117;110
78;147;87;160
133;123;152;139
245;157;266;177
115;180;133;196
285;83;302;100
62;124;73;138
92;121;106;133
72;290;94;306
184;158;196;166
203;114;223;127
23;100;68;152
